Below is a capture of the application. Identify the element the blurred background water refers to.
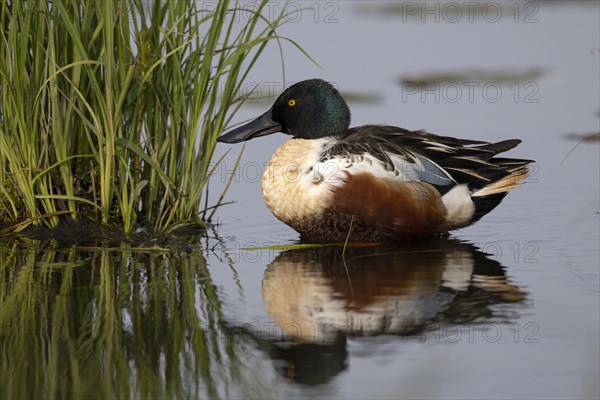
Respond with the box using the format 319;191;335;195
1;1;599;399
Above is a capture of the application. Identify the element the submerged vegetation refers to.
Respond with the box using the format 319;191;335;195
0;0;298;236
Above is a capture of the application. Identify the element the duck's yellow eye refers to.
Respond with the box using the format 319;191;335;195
288;99;296;106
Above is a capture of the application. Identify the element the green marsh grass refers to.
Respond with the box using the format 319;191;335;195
0;0;302;234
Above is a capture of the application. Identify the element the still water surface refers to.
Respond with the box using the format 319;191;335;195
1;2;599;399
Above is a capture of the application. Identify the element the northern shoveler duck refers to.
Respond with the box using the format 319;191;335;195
217;79;533;242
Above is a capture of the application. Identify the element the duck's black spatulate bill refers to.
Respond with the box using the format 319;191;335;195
217;109;282;143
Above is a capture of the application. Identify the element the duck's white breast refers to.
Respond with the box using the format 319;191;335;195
261;138;339;225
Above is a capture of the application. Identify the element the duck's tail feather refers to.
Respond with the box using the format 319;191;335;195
469;165;530;222
471;165;530;197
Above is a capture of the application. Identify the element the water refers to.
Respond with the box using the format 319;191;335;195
1;1;599;399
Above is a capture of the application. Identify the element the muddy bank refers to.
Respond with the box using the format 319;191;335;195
0;218;205;251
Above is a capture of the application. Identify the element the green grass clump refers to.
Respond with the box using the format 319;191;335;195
0;0;298;234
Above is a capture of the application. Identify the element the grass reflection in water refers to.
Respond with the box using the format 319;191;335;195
0;243;255;399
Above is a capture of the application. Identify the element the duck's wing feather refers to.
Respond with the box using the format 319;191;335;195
320;125;533;190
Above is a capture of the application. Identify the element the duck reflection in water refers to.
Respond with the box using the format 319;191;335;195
258;240;526;384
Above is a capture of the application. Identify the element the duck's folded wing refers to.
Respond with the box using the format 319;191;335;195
321;125;533;192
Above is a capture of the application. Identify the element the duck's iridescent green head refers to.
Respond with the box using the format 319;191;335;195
217;79;351;143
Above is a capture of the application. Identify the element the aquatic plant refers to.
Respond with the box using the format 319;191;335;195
0;0;299;234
